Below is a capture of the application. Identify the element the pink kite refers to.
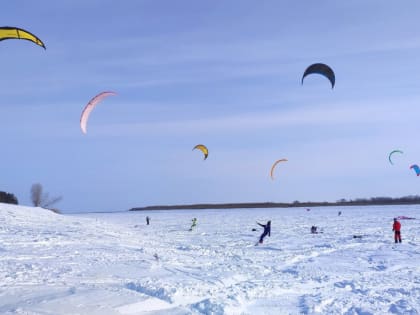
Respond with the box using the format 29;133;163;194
80;91;117;134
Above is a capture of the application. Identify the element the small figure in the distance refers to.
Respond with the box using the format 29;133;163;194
189;218;197;231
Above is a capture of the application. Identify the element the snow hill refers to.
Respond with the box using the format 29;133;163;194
0;203;419;314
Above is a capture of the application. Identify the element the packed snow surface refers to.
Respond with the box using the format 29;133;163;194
0;203;419;314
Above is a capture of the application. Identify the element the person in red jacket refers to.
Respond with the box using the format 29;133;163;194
393;218;402;243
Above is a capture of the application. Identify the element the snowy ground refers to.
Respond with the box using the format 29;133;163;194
0;203;419;314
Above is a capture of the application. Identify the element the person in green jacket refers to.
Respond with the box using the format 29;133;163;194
189;218;197;231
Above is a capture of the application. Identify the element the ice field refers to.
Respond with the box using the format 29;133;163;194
0;203;419;314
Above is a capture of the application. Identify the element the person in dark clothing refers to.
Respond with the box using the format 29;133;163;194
311;225;318;234
393;218;402;243
256;220;271;244
146;216;150;225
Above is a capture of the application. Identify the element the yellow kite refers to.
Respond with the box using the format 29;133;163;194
193;144;208;160
0;26;45;49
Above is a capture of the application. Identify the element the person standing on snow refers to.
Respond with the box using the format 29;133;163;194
146;216;150;225
189;218;197;231
256;220;271;245
393;218;402;243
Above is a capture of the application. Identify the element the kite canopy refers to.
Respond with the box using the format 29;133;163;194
302;63;335;88
80;91;117;134
410;164;420;176
396;215;416;220
193;144;208;160
0;26;45;49
388;150;403;165
270;158;288;180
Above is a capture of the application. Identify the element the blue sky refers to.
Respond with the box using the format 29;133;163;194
2;1;420;213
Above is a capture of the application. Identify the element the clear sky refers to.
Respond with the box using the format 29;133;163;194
2;1;420;213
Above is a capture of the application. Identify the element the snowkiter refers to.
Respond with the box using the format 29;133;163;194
189;218;197;231
146;216;150;225
393;218;402;243
257;220;271;244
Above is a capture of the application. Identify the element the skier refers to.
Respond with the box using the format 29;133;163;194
189;218;197;231
256;220;271;245
392;218;402;243
146;216;150;225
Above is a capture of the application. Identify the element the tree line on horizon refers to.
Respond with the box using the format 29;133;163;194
131;195;420;211
285;195;420;206
331;195;420;205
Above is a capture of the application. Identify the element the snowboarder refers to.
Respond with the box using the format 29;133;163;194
146;216;150;225
311;225;318;234
189;218;197;231
393;218;402;243
256;220;271;245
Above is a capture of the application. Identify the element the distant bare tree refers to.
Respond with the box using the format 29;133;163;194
31;183;43;207
43;196;63;208
30;183;62;209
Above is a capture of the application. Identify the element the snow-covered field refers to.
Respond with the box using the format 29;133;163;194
0;203;419;314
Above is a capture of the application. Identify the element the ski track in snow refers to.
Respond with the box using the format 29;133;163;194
0;204;419;314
